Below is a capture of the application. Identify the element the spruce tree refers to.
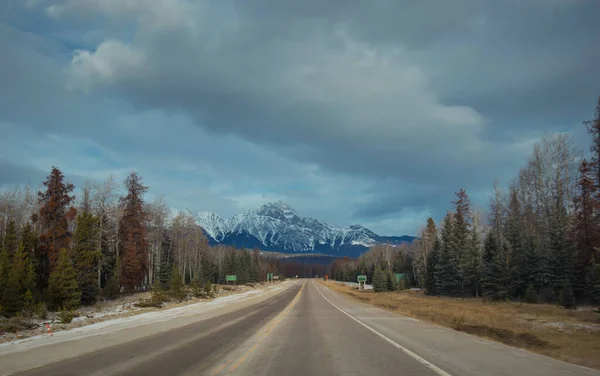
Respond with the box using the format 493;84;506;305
506;189;528;299
435;213;460;296
0;245;9;307
482;232;508;300
159;230;173;289
464;224;483;297
37;166;77;280
169;266;185;301
47;249;81;310
372;266;387;292
386;269;398;291
3;221;18;259
73;212;101;305
425;238;440;295
2;245;25;316
118;172;149;292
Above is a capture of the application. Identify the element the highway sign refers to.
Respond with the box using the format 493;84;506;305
357;275;367;282
226;275;237;284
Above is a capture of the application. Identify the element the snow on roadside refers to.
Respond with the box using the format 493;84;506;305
338;281;373;290
0;280;294;349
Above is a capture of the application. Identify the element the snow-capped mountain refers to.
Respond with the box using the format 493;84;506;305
186;201;415;257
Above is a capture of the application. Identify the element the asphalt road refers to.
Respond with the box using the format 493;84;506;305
3;280;600;376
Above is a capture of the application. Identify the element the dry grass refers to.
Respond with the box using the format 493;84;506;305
321;281;600;370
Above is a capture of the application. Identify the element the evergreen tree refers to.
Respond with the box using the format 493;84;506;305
372;266;387;292
169;266;185;301
2;244;26;316
482;232;508;300
452;189;471;295
0;244;9;307
386;269;398;291
464;224;483;297
37;167;77;288
118;172;149;292
435;213;461;296
74;212;101;305
3;221;18;259
425;238;440;295
47;249;81;310
158;230;173;289
506;189;528;299
572;159;600;302
250;250;261;282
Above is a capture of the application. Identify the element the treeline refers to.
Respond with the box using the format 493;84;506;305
331;97;600;307
0;170;284;318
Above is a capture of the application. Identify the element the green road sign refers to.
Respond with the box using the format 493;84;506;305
357;275;367;282
226;275;237;282
394;273;405;283
267;272;274;282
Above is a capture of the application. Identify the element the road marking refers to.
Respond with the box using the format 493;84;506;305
313;281;453;376
210;281;305;376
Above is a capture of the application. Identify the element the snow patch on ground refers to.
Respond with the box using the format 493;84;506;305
337;281;373;290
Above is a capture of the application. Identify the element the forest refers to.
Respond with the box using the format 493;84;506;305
329;97;600;308
0;169;290;318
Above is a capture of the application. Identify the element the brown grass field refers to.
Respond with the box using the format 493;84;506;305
320;280;600;370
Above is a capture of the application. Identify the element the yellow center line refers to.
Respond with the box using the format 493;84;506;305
217;281;305;375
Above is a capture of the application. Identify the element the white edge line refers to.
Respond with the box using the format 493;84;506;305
312;281;453;376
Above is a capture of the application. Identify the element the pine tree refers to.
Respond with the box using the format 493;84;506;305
47;249;81;310
482;232;508;300
169;266;185;301
3;221;18;259
37;167;77;283
372;266;387;292
2;245;25;316
386;269;398;291
73;212;101;305
464;224;483;297
158;230;173;289
435;213;460;296
572;159;600;302
506;189;528;298
549;202;574;301
425;238;440;295
118;172;149;292
452;189;471;296
0;244;10;307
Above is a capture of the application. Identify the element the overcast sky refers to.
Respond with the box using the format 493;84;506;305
1;0;599;236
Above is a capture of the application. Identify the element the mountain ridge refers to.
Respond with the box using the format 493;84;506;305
176;201;415;257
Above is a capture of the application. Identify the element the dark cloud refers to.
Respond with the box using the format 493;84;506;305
0;0;598;235
0;159;46;186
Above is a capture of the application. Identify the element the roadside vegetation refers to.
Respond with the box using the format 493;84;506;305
330;97;600;307
0;167;289;337
323;280;600;370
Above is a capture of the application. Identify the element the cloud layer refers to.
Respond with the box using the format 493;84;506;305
1;0;599;235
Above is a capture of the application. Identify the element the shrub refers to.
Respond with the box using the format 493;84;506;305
59;308;75;324
0;317;37;333
35;302;48;320
169;266;186;301
151;281;168;304
190;278;204;298
204;280;213;298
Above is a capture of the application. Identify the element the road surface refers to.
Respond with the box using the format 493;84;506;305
1;280;598;376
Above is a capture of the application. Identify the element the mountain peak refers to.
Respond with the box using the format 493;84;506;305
192;202;415;256
259;201;296;213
